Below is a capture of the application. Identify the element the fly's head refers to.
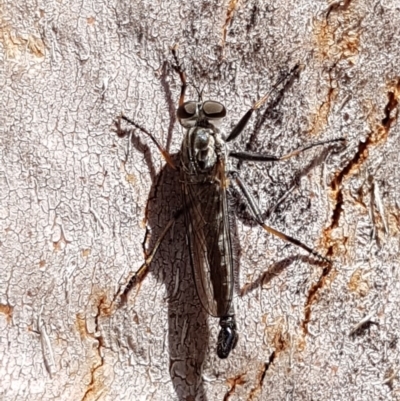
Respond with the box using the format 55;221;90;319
178;100;227;173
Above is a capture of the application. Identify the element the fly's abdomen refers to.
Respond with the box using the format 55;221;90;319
182;160;234;318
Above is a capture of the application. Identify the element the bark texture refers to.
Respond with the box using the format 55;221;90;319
1;0;400;400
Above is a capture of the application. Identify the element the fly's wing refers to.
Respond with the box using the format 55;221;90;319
181;159;234;317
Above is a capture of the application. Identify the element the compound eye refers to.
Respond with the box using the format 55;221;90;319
202;101;226;119
177;101;197;119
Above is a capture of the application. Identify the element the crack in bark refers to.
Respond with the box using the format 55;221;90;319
326;0;353;18
80;298;107;401
247;329;289;400
260;351;275;383
382;87;400;129
302;263;332;335
223;373;246;401
80;360;105;401
221;0;239;48
302;79;400;336
328;81;400;233
246;355;274;401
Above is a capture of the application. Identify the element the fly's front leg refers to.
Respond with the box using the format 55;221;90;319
120;115;176;170
229;137;346;162
230;172;331;263
226;65;302;143
225;93;271;142
116;208;183;306
171;45;187;107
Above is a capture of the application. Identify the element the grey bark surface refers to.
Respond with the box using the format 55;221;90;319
1;0;400;400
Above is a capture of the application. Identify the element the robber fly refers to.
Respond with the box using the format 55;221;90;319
119;47;344;359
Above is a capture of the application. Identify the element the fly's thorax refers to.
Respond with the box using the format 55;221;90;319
181;126;227;174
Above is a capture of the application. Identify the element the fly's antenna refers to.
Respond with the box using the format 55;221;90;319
199;84;207;102
190;83;202;101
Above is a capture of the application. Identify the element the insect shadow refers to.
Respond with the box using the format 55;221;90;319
144;152;209;400
116;123;209;399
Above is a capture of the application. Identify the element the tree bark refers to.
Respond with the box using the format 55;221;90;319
1;0;400;400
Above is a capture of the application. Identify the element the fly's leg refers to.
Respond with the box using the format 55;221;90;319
171;45;187;107
231;172;331;263
217;304;238;359
117;208;183;305
230;138;346;220
229;137;346;162
225;93;271;142
120;115;176;170
226;65;302;142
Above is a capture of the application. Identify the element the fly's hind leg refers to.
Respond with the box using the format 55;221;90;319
230;172;331;263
